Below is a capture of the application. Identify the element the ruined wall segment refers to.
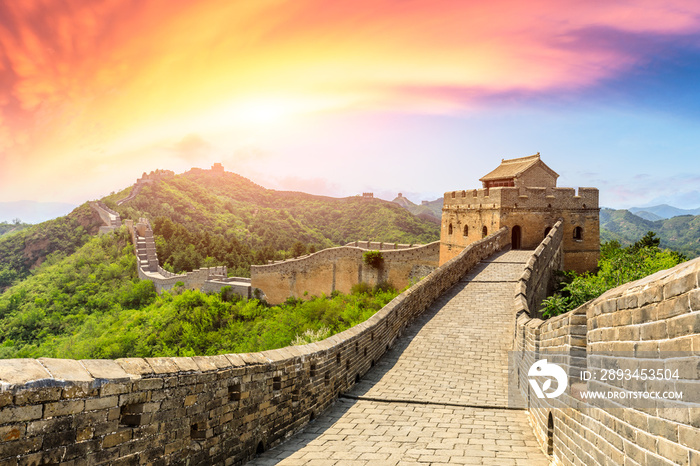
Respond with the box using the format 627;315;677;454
251;242;441;305
0;230;509;466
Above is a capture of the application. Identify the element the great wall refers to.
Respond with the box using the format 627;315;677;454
1;157;698;465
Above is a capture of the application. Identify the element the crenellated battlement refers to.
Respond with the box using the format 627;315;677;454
442;186;598;210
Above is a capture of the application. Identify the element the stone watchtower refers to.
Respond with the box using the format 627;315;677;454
439;154;600;273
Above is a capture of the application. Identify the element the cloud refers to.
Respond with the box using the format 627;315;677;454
169;133;211;162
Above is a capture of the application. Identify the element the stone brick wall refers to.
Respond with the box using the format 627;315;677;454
513;236;700;464
0;229;509;466
251;242;441;305
513;220;564;319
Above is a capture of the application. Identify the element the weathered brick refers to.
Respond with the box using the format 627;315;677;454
640;321;667;341
43;400;84;418
132;377;164;391
26;416;73;436
657;295;690;320
667;312;700;339
657;438;689;465
100;382;130;396
102;429;132;448
16;447;65;466
0;437;42;459
0;405;43;424
42;430;76;449
85;395;118;411
13;387;62;406
663;272;697;299
0;425;24;442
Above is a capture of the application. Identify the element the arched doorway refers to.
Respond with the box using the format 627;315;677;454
511;225;522;249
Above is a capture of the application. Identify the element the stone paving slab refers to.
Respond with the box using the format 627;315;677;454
247;250;549;465
248;399;548;466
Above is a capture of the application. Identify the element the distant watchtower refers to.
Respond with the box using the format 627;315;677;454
212;163;225;174
440;154;599;273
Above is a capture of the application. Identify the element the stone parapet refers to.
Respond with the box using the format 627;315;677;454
513;237;700;464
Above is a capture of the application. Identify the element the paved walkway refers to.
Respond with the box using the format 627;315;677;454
248;250;550;465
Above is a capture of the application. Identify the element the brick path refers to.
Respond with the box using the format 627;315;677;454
248;250;550;465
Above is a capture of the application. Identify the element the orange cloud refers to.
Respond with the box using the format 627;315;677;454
2;0;700;200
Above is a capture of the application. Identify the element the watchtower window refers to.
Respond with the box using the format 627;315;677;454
482;226;488;238
451;192;456;198
463;225;468;236
448;223;453;235
573;227;583;241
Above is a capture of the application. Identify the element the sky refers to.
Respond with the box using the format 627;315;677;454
1;0;700;210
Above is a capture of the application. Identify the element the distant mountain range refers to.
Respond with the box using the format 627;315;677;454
628;204;700;221
0;201;78;224
391;194;442;223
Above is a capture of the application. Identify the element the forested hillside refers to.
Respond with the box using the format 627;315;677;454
0;229;397;359
0;204;103;289
103;169;440;275
600;208;700;258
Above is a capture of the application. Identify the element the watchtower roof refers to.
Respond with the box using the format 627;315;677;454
479;153;558;182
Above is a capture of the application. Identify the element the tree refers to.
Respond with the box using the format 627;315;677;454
290;241;306;257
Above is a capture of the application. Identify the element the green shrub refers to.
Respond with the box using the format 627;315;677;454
363;250;383;268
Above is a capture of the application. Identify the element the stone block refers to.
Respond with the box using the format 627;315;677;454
102;429;132;449
666;313;700;339
81;360;131;382
146;358;181;374
13;387;62;405
43;400;84;418
116;358;154;377
0;425;24;442
0;359;52;386
132;377;164;391
191;356;218;372
663;272;697;299
39;358;93;384
172;357;199;372
657;295;690;320
84;395;118;411
0;404;43;424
